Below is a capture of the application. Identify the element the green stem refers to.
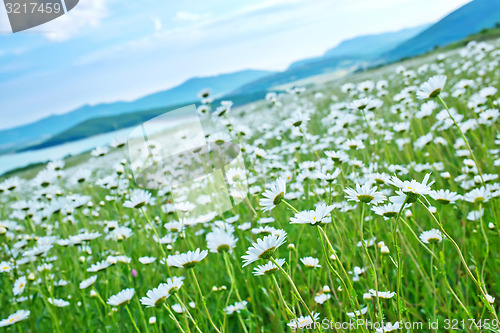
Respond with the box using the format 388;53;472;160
189;269;222;333
270;257;321;333
125;305;141;333
419;199;498;321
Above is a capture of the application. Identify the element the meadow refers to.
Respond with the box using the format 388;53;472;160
0;39;499;332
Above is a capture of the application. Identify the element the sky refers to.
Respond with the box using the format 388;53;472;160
0;0;470;130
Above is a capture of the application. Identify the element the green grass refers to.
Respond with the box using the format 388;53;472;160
0;38;499;333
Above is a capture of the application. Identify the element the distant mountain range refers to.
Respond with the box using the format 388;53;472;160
385;0;500;61
230;25;429;95
3;0;500;153
0;69;274;152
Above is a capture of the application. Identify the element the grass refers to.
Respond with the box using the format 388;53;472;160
0;38;499;333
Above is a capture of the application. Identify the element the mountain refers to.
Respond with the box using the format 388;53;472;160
385;0;500;61
0;69;274;152
288;25;428;69
231;25;428;95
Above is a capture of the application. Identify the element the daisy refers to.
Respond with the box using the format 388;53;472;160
290;203;334;225
253;258;285;276
107;288;135;306
300;256;321;268
369;289;396;299
419;229;443;244
389;173;434;203
463;187;491;204
139;257;157;265
259;177;286;212
206;229;238;253
344;183;386;205
417;75;447;99
0;310;30;327
123;189;152;209
324;150;348;163
140;284;170;308
48;298;70;307
314;293;331;304
242;232;287;267
79;275;97;289
87;260;112;272
287;312;320;330
485;294;495;304
0;261;13;273
371;203;404;219
317;168;341;182
13;276;27;296
162;276;185;295
429;189;462;204
224;300;248;315
346;306;368;318
167;248;208;268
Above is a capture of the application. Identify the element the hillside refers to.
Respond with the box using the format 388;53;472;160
385;0;500;61
0;69;274;152
20;91;267;152
232;25;428;95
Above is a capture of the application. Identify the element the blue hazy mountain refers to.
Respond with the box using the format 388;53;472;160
288;25;429;69
385;0;500;61
0;69;274;151
231;25;428;95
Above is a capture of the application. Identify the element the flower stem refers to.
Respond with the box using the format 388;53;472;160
164;304;187;333
282;199;299;214
419;199;498;321
189;269;222;333
270;257;321;333
125;305;141;333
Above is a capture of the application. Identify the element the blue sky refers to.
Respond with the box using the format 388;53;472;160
0;0;470;130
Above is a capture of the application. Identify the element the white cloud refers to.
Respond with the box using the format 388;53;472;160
152;16;162;31
174;11;204;22
39;0;109;42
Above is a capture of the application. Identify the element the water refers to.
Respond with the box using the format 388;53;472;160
0;114;196;176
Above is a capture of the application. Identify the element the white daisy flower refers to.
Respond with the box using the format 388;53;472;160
140;284;170;308
0;261;13;273
287;312;320;329
290;203;334;225
206;229;238;253
253;258;285;276
419;229;443;244
314;293;331;304
242;232;287;267
369;289;396;299
429;189;462;204
123;189;152;209
344;183;386;205
259;177;287;212
139;257;157;265
371;203;404;219
13;276;27;296
0;310;30;327
416;75;447;99
167;248;208;268
107;288;135;306
87;260;112;272
300;256;321;268
79;275;97;289
346;306;368;318
389;173;434;203
48;298;70;307
224;300;248;315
